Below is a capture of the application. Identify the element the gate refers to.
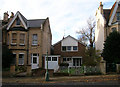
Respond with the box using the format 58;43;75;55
106;63;116;73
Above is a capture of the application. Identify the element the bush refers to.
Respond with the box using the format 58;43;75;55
15;66;27;72
2;45;14;68
60;63;69;66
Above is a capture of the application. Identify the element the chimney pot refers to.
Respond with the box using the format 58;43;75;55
3;12;9;22
10;12;14;18
100;2;103;6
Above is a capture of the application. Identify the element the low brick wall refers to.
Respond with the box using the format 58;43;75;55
45;69;54;77
32;68;54;77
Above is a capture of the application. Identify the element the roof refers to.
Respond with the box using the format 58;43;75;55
18;11;27;25
7;11;47;30
103;1;120;26
108;1;120;25
103;9;111;25
109;2;117;19
27;19;45;28
53;35;86;46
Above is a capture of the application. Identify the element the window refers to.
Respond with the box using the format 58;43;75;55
63;58;66;62
19;53;24;65
33;57;37;64
63;57;71;62
16;18;20;25
67;58;71;61
52;57;57;61
62;46;66;51
20;33;25;45
11;33;17;44
73;46;78;51
46;57;51;61
32;34;38;45
117;13;120;21
67;46;71;51
112;27;117;32
31;53;39;64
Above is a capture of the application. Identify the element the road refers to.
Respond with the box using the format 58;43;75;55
2;80;120;87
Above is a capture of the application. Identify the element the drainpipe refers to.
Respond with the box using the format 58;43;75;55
27;29;29;65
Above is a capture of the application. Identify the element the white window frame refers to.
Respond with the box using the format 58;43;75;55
31;53;39;64
52;57;57;61
67;46;72;51
63;57;72;63
11;33;17;45
73;46;78;51
19;33;25;45
18;53;24;65
117;12;120;21
62;46;78;52
32;34;38;45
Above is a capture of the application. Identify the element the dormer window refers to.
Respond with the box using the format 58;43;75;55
116;13;120;21
67;46;71;51
62;46;78;51
16;18;20;25
73;46;78;51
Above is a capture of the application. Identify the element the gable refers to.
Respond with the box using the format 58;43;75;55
7;11;27;30
108;1;120;26
61;36;78;46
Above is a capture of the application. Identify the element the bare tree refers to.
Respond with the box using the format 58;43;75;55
77;17;96;48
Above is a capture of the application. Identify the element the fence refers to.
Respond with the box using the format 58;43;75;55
59;66;101;75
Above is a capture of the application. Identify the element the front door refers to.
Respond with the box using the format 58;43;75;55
31;54;39;69
73;58;81;66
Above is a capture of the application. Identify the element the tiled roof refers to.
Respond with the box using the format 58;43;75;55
103;1;117;26
103;9;111;25
18;11;27;25
8;11;46;28
53;35;86;46
27;19;45;28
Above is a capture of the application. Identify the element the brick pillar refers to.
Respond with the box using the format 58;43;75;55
116;64;120;73
10;64;15;75
100;57;106;75
27;65;32;76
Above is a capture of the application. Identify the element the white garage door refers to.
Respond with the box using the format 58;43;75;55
45;56;59;72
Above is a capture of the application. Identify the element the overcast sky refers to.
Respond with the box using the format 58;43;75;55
0;0;115;44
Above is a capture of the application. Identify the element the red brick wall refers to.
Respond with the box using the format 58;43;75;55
53;42;85;58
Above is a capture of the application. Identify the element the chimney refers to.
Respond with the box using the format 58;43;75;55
99;2;103;14
3;11;9;22
9;12;14;22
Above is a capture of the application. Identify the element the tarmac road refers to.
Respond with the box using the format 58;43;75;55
2;80;120;87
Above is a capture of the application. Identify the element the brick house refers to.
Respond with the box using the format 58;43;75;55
2;11;52;69
53;35;86;67
95;1;120;51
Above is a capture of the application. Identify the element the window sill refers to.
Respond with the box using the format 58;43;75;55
11;43;17;46
15;25;21;27
32;44;38;46
19;44;25;46
62;50;78;52
18;64;24;66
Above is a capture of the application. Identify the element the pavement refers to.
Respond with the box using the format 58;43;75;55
2;74;120;87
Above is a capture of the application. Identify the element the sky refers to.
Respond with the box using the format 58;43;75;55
0;0;115;44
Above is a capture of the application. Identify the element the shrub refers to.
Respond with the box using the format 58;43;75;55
15;66;27;72
60;63;69;66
